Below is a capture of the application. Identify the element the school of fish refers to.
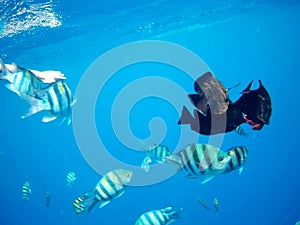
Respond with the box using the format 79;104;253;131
1;60;270;224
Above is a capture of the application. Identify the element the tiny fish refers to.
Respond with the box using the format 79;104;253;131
199;199;210;210
22;181;31;202
213;198;219;213
45;192;50;207
67;172;77;186
235;126;248;137
141;144;171;172
135;206;182;225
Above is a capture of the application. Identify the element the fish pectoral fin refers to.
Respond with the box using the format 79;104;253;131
201;176;215;184
99;200;111;208
4;83;21;96
42;114;57;123
141;156;151;172
238;167;244;174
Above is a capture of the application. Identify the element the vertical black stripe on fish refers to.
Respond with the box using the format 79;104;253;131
234;148;242;167
144;213;156;225
62;82;71;113
228;153;235;170
154;211;165;224
54;83;63;115
202;145;213;173
46;91;55;114
110;170;123;185
193;145;205;175
182;145;198;176
97;180;114;200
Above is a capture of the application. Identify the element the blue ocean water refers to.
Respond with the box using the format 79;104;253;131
0;0;300;225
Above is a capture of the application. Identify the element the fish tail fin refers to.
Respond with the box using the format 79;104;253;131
164;154;183;172
81;190;100;213
0;59;9;80
20;95;48;119
141;155;152;172
169;207;183;220
177;106;194;125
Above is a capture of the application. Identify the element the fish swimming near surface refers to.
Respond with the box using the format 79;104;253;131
0;59;40;97
135;206;182;225
166;144;231;184
45;192;50;207
67;172;77;187
199;199;211;211
22;181;31;202
21;80;76;125
213;198;219;214
73;169;133;215
223;146;248;175
141;144;172;172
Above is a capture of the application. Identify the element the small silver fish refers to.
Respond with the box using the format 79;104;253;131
135;206;182;225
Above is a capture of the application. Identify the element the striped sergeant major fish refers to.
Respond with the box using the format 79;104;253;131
22;181;31;202
73;169;133;215
213;198;219;213
21;80;76;125
66;172;77;187
166;144;231;184
223;146;248;174
141;144;172;172
199;199;211;211
0;59;40;97
45;192;50;207
135;206;182;225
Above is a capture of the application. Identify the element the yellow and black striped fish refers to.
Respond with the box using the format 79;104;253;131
214;198;219;213
199;199;211;210
0;59;40;97
135;207;182;225
141;144;172;172
66;172;77;187
224;146;248;174
73;169;133;215
22;181;31;202
21;80;76;125
45;192;50;207
167;144;231;183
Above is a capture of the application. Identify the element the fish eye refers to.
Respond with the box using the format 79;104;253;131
218;156;224;161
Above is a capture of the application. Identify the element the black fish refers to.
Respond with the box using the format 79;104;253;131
178;73;272;135
188;71;229;116
234;80;272;130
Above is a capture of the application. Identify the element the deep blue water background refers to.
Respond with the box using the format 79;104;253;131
1;0;300;225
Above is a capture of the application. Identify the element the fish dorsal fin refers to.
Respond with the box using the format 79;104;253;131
227;82;240;91
241;80;254;94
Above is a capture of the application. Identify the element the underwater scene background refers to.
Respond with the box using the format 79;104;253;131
0;0;300;225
